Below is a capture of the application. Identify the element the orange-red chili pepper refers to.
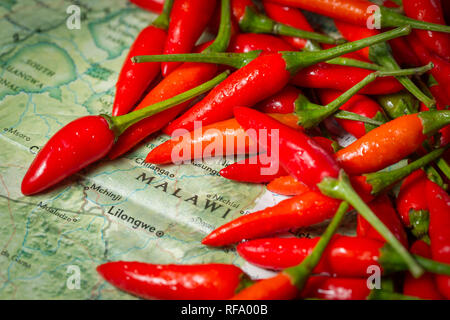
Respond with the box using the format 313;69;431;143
130;0;164;13
335;111;450;175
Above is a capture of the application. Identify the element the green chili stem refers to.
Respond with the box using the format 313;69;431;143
436;157;450;180
381;6;450;32
105;71;229;136
151;0;174;30
364;146;448;195
295;63;433;129
240;6;342;44
369;42;436;108
419;110;450;136
318;170;424;278
284;201;350;290
334;110;385;126
203;0;231;54
368;290;421;300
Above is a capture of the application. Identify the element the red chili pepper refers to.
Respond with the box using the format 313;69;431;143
333;19;435;108
335;110;450;175
21;72;229;195
427;75;450;108
300;277;371;300
403;0;450;61
266;0;450;32
396;170;430;235
162;0;216;76
266;175;308;195
133;26;411;135
112;0;173;116
318;89;387;138
230;0;340;45
256;85;301;114
403;240;445;300
129;0;164;13
291;63;404;95
357;195;409;248
97;262;249;300
426;180;450;298
229;33;295;54
236;235;450;277
108;0;232;159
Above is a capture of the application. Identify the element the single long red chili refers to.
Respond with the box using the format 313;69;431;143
318;89;387;138
426;180;450;299
357;195;409;248
396;169;430;240
266;0;450;32
97;262;250;300
112;0;173;116
162;0;216;76
130;0;164;13
133;26;412;135
230;0;341;45
335;110;450;175
291;63;404;95
107;0;232;160
403;0;450;61
333;19;435;108
229;32;295;54
403;240;445;300
21;72;229;195
236;235;450;277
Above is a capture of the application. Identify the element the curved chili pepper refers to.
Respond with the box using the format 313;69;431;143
145;113;302;164
130;0;164;13
335;110;450;175
403;240;445;300
231;201;349;300
266;0;450;32
291;63;404;95
403;0;450;61
236;235;450;277
229;33;294;54
426;180;450;299
112;0;173;116
97;262;249;300
232;107;426;276
21;72;229;195
357;195;409;248
389;37;422;67
162;0;216;76
396;170;430;240
334;19;435;108
108;0;232;160
231;0;341;45
318;89;387;138
256;85;300;114
133;26;412;135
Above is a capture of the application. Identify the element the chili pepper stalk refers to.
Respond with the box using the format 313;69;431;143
133;26;412;75
231;201;349;300
295;64;433;129
21;72;229;196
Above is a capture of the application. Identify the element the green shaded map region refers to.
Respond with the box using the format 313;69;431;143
0;0;269;299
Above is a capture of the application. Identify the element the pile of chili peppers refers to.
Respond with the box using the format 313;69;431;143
21;0;450;300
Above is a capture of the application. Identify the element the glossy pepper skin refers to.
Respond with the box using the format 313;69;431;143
130;0;164;13
202;191;341;246
403;240;445;300
427;180;450;299
266;0;450;31
318;89;387;138
357;195;409;248
335;111;450;175
291;63;404;95
229;33;295;54
162;0;216;76
256;85;300;114
21;116;115;195
300;277;371;300
266;175;310;196
112;15;168;116
403;0;450;61
97;262;246;300
396;170;429;229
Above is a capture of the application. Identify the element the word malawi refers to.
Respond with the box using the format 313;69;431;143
135;172;234;219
